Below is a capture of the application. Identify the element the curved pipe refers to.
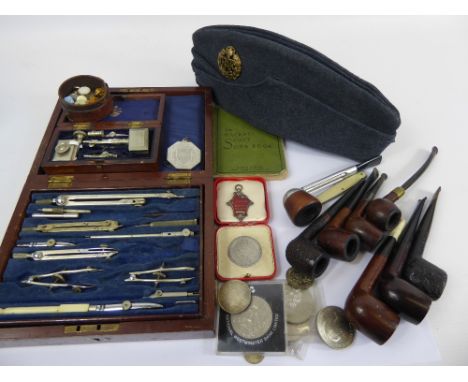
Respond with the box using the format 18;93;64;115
403;187;447;300
378;198;432;324
286;183;362;277
344;173;388;251
366;147;438;232
317;169;379;261
345;220;405;345
284;156;381;226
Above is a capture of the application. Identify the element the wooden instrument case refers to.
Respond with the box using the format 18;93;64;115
0;87;216;346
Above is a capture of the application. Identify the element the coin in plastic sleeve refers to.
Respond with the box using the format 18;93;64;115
231;296;273;339
284;284;315;324
287;320;313;342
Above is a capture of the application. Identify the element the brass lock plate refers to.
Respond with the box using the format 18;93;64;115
64;323;120;334
47;175;74;189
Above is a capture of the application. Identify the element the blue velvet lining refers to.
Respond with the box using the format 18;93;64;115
160;95;205;171
63;98;160;123
0;188;202;320
51;128;155;161
103;99;160;122
55;95;206;169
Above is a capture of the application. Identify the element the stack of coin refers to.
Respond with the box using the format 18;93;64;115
284;284;316;342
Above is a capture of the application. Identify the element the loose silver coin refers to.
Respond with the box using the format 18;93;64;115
284;284;316;324
316;306;355;349
218;280;252;314
228;236;262;267
231;296;273;339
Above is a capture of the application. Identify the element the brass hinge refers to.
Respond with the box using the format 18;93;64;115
64;323;120;334
72;122;92;130
165;172;192;186
128;121;144;128
47;175;74;189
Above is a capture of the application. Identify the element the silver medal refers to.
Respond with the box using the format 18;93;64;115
228;236;262;267
167;139;201;170
231;296;273;339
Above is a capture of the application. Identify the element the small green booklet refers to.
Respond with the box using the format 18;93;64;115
214;107;287;179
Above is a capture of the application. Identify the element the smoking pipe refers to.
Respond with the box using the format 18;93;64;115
344;172;388;251
345;220;406;345
378;198;433;324
286;182;364;277
402;187;447;300
316;169;379;262
283;155;381;226
366;147;438;232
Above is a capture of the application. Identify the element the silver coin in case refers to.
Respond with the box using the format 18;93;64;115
228;236;262;267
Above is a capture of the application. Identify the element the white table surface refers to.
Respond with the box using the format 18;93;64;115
0;16;466;365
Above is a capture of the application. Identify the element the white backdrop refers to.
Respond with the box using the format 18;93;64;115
0;16;466;365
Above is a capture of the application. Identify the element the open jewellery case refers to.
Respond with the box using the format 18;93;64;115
0;86;216;345
214;176;277;281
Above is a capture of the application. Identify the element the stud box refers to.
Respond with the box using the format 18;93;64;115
0;86;216;346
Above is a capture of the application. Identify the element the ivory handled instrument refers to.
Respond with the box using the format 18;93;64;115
12;247;118;261
88;228;194;239
35;191;183;206
301;155;381;194
22;220;121;233
0;300;163;315
315;171;366;203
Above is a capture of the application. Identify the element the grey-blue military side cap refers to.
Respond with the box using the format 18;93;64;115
191;25;401;161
